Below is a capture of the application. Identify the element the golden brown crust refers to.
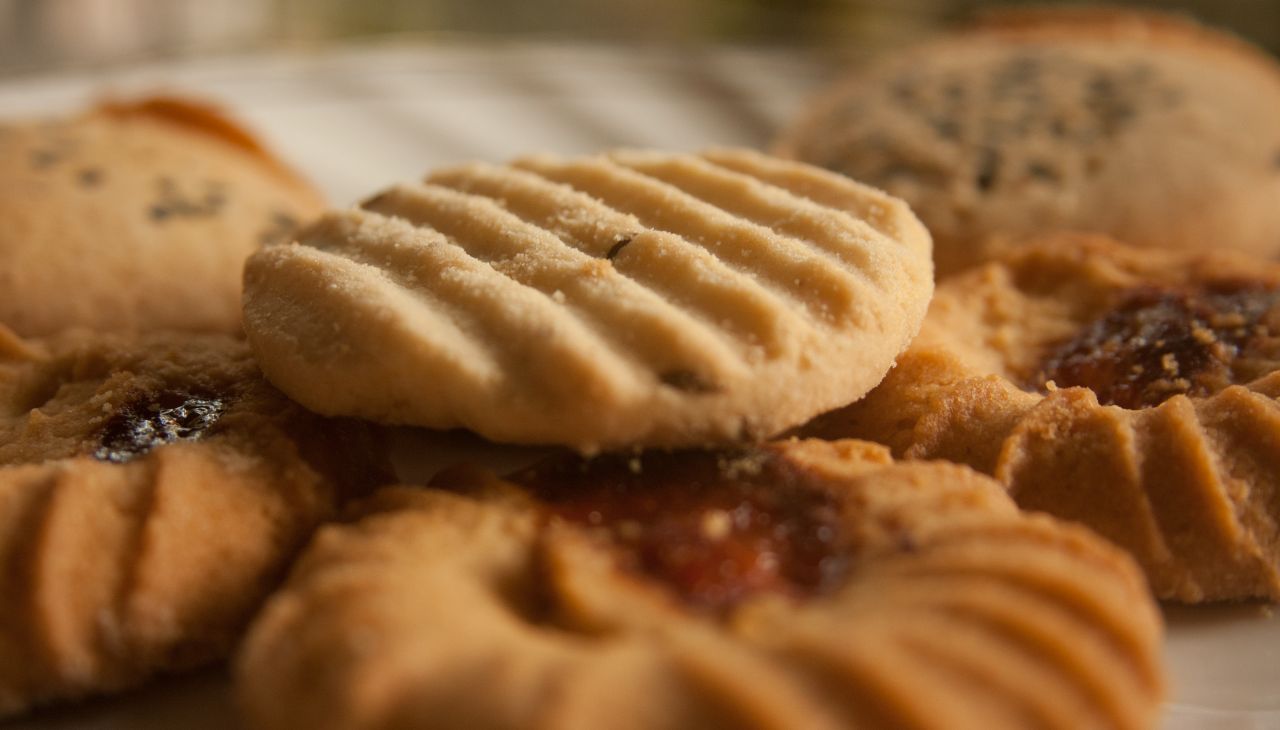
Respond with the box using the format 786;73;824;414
0;329;389;716
90;96;321;196
0;95;326;337
807;235;1280;602
236;439;1163;730
776;9;1280;277
242;148;933;452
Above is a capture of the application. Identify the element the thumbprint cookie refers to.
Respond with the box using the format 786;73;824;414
808;235;1280;602
237;439;1163;730
0;327;387;716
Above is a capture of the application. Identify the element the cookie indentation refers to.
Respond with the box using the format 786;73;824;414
242;148;933;451
1035;286;1280;408
515;450;847;613
657;369;720;394
94;390;227;463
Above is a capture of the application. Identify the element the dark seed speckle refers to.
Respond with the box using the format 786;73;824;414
149;178;229;223
31;150;61;169
256;210;301;246
606;234;634;260
975;147;1000;192
659;369;720;394
928;116;961;141
77;168;104;188
1026;161;1060;183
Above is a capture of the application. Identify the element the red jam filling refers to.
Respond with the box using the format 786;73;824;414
1035;286;1280;409
94;390;226;463
511;449;847;613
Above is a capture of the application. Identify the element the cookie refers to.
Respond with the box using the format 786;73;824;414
0;327;388;716
236;439;1163;730
776;7;1280;277
806;234;1280;602
0;96;325;336
242;148;933;452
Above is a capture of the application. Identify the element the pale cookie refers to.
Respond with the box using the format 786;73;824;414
0;327;388;716
0;96;325;336
237;439;1163;730
776;8;1280;277
807;235;1280;602
242;148;933;452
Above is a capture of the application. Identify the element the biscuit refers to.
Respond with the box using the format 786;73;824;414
0;328;388;716
236;439;1163;730
806;234;1280;602
0;96;325;336
242;148;933;452
776;8;1280;277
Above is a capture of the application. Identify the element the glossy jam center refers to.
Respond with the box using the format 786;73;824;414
94;390;227;463
1036;287;1280;409
513;450;847;613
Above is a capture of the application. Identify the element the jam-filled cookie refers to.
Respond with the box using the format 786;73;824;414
0;96;325;336
807;235;1280;602
776;7;1280;277
242;148;933;452
237;439;1163;730
0;327;388;716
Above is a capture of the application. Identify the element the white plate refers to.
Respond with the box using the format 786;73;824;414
3;42;1278;729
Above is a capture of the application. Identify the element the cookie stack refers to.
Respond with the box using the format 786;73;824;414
232;146;1163;730
781;7;1280;607
19;6;1280;726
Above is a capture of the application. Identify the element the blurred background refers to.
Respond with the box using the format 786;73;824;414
0;0;1276;206
1;0;1278;76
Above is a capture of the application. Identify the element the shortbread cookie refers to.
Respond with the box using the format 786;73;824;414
0;96;325;336
237;439;1164;730
0;327;387;716
776;8;1280;276
807;235;1280;602
242;148;933;452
